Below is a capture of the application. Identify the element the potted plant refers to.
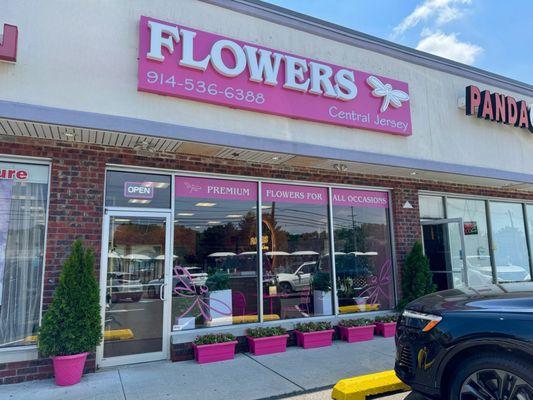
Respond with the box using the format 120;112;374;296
293;321;334;349
337;318;375;343
206;271;233;326
193;333;237;364
311;271;332;315
374;315;398;338
38;240;102;386
398;241;436;310
246;326;288;356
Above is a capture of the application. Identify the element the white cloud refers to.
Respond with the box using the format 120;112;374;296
416;31;482;65
392;0;471;37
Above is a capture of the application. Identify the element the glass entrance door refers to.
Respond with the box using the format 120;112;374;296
98;211;172;367
421;218;469;290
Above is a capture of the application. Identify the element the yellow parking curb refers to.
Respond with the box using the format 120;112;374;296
331;370;410;400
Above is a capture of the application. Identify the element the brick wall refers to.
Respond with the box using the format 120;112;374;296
1;135;532;383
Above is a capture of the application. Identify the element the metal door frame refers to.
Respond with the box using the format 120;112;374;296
420;218;469;287
97;210;173;368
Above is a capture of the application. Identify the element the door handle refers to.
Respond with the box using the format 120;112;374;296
159;283;167;301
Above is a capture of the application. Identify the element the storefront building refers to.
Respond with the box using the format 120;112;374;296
0;0;532;384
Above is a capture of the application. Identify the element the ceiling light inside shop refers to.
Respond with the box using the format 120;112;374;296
226;214;243;218
177;213;194;216
271;156;280;161
195;202;216;207
207;221;221;224
114;218;130;222
410;171;418;176
128;199;151;204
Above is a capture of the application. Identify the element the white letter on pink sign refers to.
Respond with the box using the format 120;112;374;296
179;29;210;71
334;69;357;101
283;55;310;92
210;39;246;77
146;21;179;62
243;46;283;86
308;62;337;98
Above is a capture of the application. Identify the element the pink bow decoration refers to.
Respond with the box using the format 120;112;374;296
172;265;232;321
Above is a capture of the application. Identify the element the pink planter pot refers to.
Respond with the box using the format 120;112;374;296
338;325;376;343
374;322;397;338
193;341;237;364
294;329;334;349
247;334;289;356
52;352;89;386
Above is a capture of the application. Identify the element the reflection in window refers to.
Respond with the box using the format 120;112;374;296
331;189;393;313
261;183;332;319
172;177;258;329
446;198;493;286
0;163;48;348
104;217;166;358
419;195;445;219
490;202;531;282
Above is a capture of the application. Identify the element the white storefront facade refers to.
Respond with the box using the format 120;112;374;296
0;0;532;382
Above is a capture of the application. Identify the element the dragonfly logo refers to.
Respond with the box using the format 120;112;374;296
367;76;410;113
0;24;18;63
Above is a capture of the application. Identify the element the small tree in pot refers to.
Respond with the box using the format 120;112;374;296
38;240;102;386
398;241;436;310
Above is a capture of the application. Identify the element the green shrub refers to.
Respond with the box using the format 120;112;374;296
338;318;374;327
311;271;331;292
206;271;230;291
398;241;436;310
246;326;287;338
38;240;102;357
194;333;235;345
374;315;398;323
294;321;332;332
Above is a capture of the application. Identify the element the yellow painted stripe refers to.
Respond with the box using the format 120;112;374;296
332;370;410;400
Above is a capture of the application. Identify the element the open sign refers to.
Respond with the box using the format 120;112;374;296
124;182;155;199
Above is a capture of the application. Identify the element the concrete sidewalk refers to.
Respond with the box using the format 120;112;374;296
0;337;396;400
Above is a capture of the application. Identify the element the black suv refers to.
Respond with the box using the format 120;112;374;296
395;283;533;399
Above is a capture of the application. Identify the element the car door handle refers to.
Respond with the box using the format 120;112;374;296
159;283;167;301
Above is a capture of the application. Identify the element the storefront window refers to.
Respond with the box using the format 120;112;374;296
419;195;445;219
172;176;259;329
0;162;48;348
261;183;332;319
489;202;531;282
105;171;171;208
332;189;394;313
446;198;493;286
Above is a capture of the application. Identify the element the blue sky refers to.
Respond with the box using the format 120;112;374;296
264;0;532;85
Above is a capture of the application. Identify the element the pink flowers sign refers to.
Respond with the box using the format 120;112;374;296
175;176;257;201
138;16;412;136
332;188;389;208
262;183;327;205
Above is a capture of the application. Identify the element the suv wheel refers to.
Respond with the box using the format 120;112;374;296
449;354;533;400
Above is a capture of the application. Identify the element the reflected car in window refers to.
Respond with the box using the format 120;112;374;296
107;272;143;302
276;261;316;293
149;267;208;297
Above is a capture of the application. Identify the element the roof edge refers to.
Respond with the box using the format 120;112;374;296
200;0;533;97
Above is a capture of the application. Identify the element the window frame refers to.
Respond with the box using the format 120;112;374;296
0;155;51;358
104;165;397;335
419;190;533;284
